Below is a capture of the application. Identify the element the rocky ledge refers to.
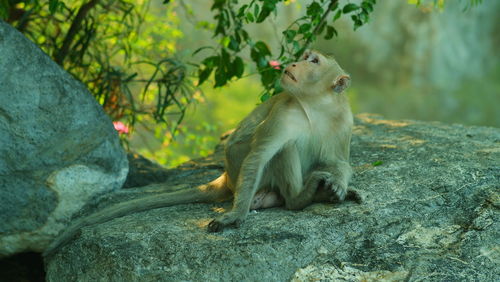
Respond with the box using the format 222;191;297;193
45;114;499;281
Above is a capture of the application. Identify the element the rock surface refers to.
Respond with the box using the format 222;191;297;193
44;114;499;281
0;20;128;256
122;153;178;188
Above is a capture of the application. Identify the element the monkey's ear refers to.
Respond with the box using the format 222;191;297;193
332;75;351;93
302;50;312;59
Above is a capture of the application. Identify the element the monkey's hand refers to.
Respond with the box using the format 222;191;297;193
207;211;246;232
308;171;347;202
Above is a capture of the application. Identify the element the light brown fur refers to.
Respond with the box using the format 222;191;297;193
207;50;354;231
44;50;357;256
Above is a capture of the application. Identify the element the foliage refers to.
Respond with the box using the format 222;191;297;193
0;0;378;158
196;0;377;100
0;0;189;139
0;0;379;147
1;0;487;167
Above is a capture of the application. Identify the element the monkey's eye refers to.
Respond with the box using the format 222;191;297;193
311;57;319;64
303;54;309;60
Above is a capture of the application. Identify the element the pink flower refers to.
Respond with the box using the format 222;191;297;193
113;121;129;134
269;60;281;70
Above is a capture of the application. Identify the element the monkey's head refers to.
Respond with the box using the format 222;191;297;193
281;50;350;97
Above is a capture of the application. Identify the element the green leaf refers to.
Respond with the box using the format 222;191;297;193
250;47;260;62
361;1;374;12
256;6;272;23
256;0;277;23
258;56;268;68
0;1;10;20
228;36;240;51
359;11;369;23
273;77;284;94
220;36;230;48
324;25;337;40
234;32;242;44
372;160;383;166
211;0;226;10
246;12;254;22
221;48;231;71
302;32;314;41
233;57;244;78
49;0;60;14
214;22;225;36
202;56;219;68
214;66;227;87
198;67;213;85
240;30;250;41
292;40;301;54
254;41;271;56
333;9;342;21
299;23;311;33
254;4;260;18
260;92;272;102
307;2;323;16
294;46;307;59
238;4;248;17
283;29;297;43
331;1;340;11
352;15;363;29
343;3;359;13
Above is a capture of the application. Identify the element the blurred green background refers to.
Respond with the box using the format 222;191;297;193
130;0;499;167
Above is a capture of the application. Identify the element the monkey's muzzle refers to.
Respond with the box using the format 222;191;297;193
284;70;297;82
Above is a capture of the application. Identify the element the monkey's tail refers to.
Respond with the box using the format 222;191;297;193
43;173;231;258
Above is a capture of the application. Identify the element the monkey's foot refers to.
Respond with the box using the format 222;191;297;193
345;189;363;204
329;181;347;202
312;171;347;202
207;212;245;232
250;191;284;209
316;186;362;204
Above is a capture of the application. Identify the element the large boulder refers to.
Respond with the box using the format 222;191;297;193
44;114;499;281
0;20;128;257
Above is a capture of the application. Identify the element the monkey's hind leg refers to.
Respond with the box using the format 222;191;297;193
310;162;362;204
272;144;320;210
308;161;352;201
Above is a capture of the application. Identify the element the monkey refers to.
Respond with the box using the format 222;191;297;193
43;50;358;257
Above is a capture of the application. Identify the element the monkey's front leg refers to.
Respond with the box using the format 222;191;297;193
273;144;318;210
207;151;266;232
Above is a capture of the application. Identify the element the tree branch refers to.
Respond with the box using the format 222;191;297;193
302;0;338;53
54;0;100;65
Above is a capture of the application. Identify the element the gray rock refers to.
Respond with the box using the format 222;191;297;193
122;153;174;188
44;114;499;281
0;20;128;257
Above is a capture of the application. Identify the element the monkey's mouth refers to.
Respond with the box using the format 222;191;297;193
284;70;297;82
